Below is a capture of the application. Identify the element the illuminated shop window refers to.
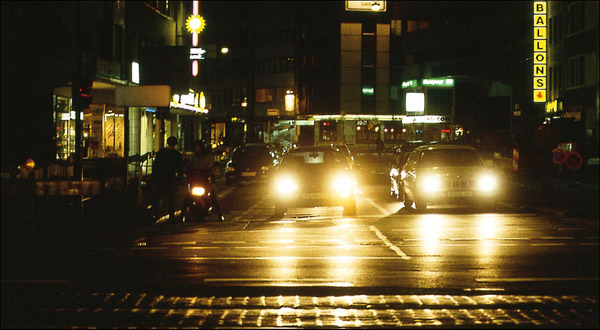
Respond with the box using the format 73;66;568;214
320;121;337;142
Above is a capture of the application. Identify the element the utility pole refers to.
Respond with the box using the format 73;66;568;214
72;3;84;225
246;3;256;143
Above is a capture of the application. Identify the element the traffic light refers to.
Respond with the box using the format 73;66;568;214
73;76;94;110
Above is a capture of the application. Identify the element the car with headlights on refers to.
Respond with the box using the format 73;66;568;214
316;142;355;168
272;145;357;217
225;143;278;185
400;144;499;211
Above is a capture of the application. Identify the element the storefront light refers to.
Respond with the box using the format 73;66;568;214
406;92;424;112
131;62;139;84
285;90;295;112
66;111;84;120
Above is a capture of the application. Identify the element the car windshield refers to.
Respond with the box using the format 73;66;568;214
418;149;483;167
281;150;343;169
232;146;269;161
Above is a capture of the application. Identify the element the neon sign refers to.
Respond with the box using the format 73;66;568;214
533;1;547;103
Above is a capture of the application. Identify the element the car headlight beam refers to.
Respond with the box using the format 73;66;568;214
276;177;298;195
421;175;441;192
478;174;497;191
191;186;206;196
331;175;355;198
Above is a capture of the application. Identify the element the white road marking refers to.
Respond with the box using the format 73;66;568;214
204;278;353;287
369;225;410;260
365;198;391;215
210;241;246;244
161;241;197;245
476;277;599;283
1;280;70;284
176;256;407;260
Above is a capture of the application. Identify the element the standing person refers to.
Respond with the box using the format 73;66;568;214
185;140;225;221
375;136;384;160
151;136;183;224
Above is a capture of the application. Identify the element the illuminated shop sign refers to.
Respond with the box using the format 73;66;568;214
294;120;315;126
190;48;206;60
345;0;386;12
402;115;450;124
533;1;547;103
401;80;418;89
401;78;454;88
362;87;374;95
171;90;207;113
422;78;454;87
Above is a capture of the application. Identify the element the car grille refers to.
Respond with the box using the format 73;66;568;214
444;179;476;189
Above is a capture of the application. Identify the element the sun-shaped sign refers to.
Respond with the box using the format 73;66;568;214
186;15;206;34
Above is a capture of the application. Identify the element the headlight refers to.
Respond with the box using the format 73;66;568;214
191;186;206;196
331;175;355;198
390;168;399;177
276;176;298;195
260;165;270;171
421;175;441;192
477;174;497;191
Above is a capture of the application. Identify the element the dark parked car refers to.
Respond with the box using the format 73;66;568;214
271;145;357;217
225;143;278;185
400;144;500;211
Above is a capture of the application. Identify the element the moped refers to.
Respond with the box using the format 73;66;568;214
181;170;215;222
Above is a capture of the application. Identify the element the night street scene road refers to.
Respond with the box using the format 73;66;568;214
2;1;599;329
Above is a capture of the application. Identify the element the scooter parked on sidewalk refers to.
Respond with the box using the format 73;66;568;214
181;170;217;222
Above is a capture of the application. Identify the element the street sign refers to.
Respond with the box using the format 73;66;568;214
533;90;546;102
552;148;567;164
115;85;171;107
564;151;583;170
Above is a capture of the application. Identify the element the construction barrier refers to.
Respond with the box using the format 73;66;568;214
512;147;519;171
34;180;103;196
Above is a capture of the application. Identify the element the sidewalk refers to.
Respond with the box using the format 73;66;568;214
505;170;599;221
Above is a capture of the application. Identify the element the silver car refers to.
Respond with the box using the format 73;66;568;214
401;144;499;211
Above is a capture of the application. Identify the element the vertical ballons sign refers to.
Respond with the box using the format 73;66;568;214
533;1;547;103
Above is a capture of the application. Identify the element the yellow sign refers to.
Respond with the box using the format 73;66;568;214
534;52;546;64
186;15;206;34
534;2;546;14
534;27;547;39
534;15;546;26
534;77;546;89
534;40;546;51
534;65;546;76
532;1;546;104
534;90;546;103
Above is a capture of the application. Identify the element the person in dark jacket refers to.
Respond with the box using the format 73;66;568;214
152;136;183;223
